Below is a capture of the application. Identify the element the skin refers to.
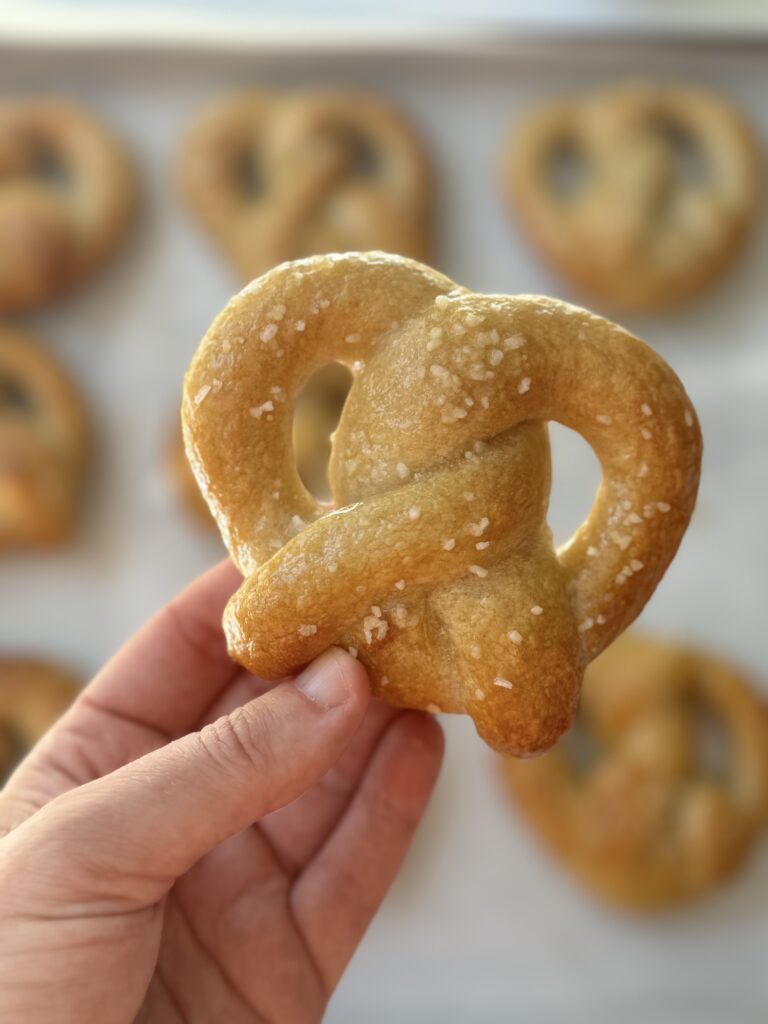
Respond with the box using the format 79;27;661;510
0;560;444;1023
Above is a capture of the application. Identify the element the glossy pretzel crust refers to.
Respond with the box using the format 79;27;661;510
183;252;701;756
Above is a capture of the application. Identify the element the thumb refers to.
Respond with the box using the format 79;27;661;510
15;649;370;898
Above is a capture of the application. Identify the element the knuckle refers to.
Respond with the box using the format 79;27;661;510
196;705;274;778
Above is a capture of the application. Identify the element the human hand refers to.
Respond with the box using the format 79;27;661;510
0;561;444;1023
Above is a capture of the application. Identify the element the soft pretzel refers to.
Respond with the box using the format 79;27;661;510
0;98;137;311
179;90;431;280
501;634;768;908
0;327;89;548
182;252;701;756
0;659;79;786
502;82;759;311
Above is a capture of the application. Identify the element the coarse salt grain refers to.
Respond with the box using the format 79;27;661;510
494;677;514;690
260;323;278;343
194;385;211;405
508;630;523;645
469;565;488;578
295;320;306;331
474;687;486;701
531;606;543;616
596;414;612;425
476;541;490;550
395;579;406;590
298;624;317;637
396;462;410;479
470;644;482;659
518;377;531;394
469;517;489;536
443;538;456;551
427;703;442;714
249;400;274;419
408;506;421;520
641;403;653;417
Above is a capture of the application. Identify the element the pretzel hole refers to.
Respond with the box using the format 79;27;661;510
561;712;602;777
323;126;380;179
688;695;731;782
293;362;353;502
650;117;709;186
545;137;590;200
235;151;265;198
547;423;602;548
0;374;34;416
30;143;71;189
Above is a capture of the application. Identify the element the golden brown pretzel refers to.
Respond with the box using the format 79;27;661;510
179;90;431;280
501;634;768;908
0;658;79;786
502;82;759;311
0;98;137;311
0;327;89;548
182;252;701;756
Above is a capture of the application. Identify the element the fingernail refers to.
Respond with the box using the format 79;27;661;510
295;650;352;710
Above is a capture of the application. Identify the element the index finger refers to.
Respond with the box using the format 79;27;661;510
82;558;243;738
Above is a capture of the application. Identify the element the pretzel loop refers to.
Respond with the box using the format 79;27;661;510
184;253;701;755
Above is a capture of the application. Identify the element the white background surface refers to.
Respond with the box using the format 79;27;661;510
0;34;767;1023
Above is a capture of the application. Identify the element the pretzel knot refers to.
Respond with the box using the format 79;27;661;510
183;253;701;756
179;90;431;281
503;82;758;310
0;99;136;312
501;634;768;907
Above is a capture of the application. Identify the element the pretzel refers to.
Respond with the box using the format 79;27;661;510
179;90;431;281
0;327;89;548
0;98;137;312
182;252;701;756
0;658;79;785
502;82;759;311
501;634;768;908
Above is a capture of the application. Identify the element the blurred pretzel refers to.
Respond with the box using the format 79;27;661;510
501;634;768;908
503;82;759;310
0;98;137;311
183;252;701;756
0;659;79;786
0;327;89;548
179;90;431;280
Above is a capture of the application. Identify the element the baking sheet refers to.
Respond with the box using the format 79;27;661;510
0;39;767;1023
